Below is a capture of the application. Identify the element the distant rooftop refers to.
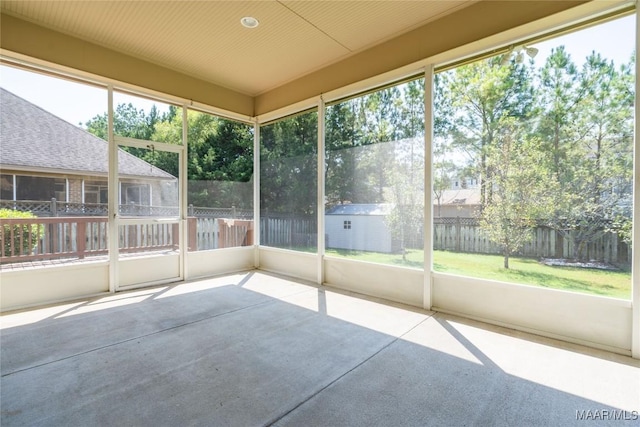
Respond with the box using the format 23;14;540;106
0;88;174;180
435;188;481;205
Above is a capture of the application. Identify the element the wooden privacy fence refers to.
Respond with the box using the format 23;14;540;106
433;217;631;264
260;214;317;248
187;218;253;251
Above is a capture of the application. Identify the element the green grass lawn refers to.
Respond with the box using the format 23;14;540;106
325;248;631;299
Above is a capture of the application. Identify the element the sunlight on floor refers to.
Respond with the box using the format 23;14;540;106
1;270;638;415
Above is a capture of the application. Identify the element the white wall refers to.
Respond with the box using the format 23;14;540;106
432;273;633;355
325;215;392;253
118;254;180;288
324;256;423;307
258;247;317;283
0;262;109;311
187;246;255;279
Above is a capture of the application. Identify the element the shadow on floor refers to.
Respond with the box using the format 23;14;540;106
1;272;638;426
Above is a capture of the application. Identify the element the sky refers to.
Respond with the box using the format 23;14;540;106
532;14;635;69
0;14;635;128
0;69;171;128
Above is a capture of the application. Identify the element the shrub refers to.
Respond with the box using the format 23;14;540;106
0;209;43;257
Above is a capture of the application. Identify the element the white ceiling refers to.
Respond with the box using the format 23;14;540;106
1;1;476;96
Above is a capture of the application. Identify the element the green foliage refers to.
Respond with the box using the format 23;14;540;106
538;51;635;259
85;105;254;209
78;42;634;266
478;119;556;268
0;209;43;257
606;215;633;246
385;137;425;255
325;79;425;210
443;57;535;207
439;45;634;262
260;110;318;215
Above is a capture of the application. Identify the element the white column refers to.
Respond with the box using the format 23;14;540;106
253;120;261;268
631;9;639;359
423;66;434;310
107;85;118;293
181;105;188;280
317;96;326;285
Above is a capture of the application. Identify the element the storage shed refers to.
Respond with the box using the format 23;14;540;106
325;203;394;253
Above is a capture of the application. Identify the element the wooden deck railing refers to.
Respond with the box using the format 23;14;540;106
1;216;255;264
1;217;109;263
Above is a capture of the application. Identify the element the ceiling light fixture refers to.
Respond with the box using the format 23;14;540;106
240;16;259;29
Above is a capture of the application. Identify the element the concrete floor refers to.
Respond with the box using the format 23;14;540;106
1;271;638;426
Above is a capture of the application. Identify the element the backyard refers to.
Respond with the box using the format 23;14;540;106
325;249;631;300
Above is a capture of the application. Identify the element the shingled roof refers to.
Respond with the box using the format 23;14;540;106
0;88;174;180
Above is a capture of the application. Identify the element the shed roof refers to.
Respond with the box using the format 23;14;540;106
326;203;393;216
0;88;174;180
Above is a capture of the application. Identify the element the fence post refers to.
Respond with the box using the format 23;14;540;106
188;217;197;251
555;229;564;259
264;208;269;246
51;198;57;217
232;205;237;219
189;204;194;216
246;220;254;246
172;223;180;250
455;216;461;252
77;220;86;259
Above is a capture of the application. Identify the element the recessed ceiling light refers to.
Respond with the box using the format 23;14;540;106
240;16;259;29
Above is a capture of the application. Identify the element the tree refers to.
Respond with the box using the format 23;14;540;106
536;46;585;177
260;111;318;215
479;119;556;268
85;104;255;209
386;137;425;258
544;52;634;259
325;101;359;205
445;56;535;211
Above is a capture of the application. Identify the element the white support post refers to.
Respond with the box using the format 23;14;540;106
181;105;188;280
253;120;261;268
631;9;639;359
107;85;118;293
317;96;326;285
423;66;434;310
12;175;16;201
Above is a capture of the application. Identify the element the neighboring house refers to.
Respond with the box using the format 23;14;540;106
325;203;394;253
0;88;176;210
433;188;481;217
451;177;480;190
